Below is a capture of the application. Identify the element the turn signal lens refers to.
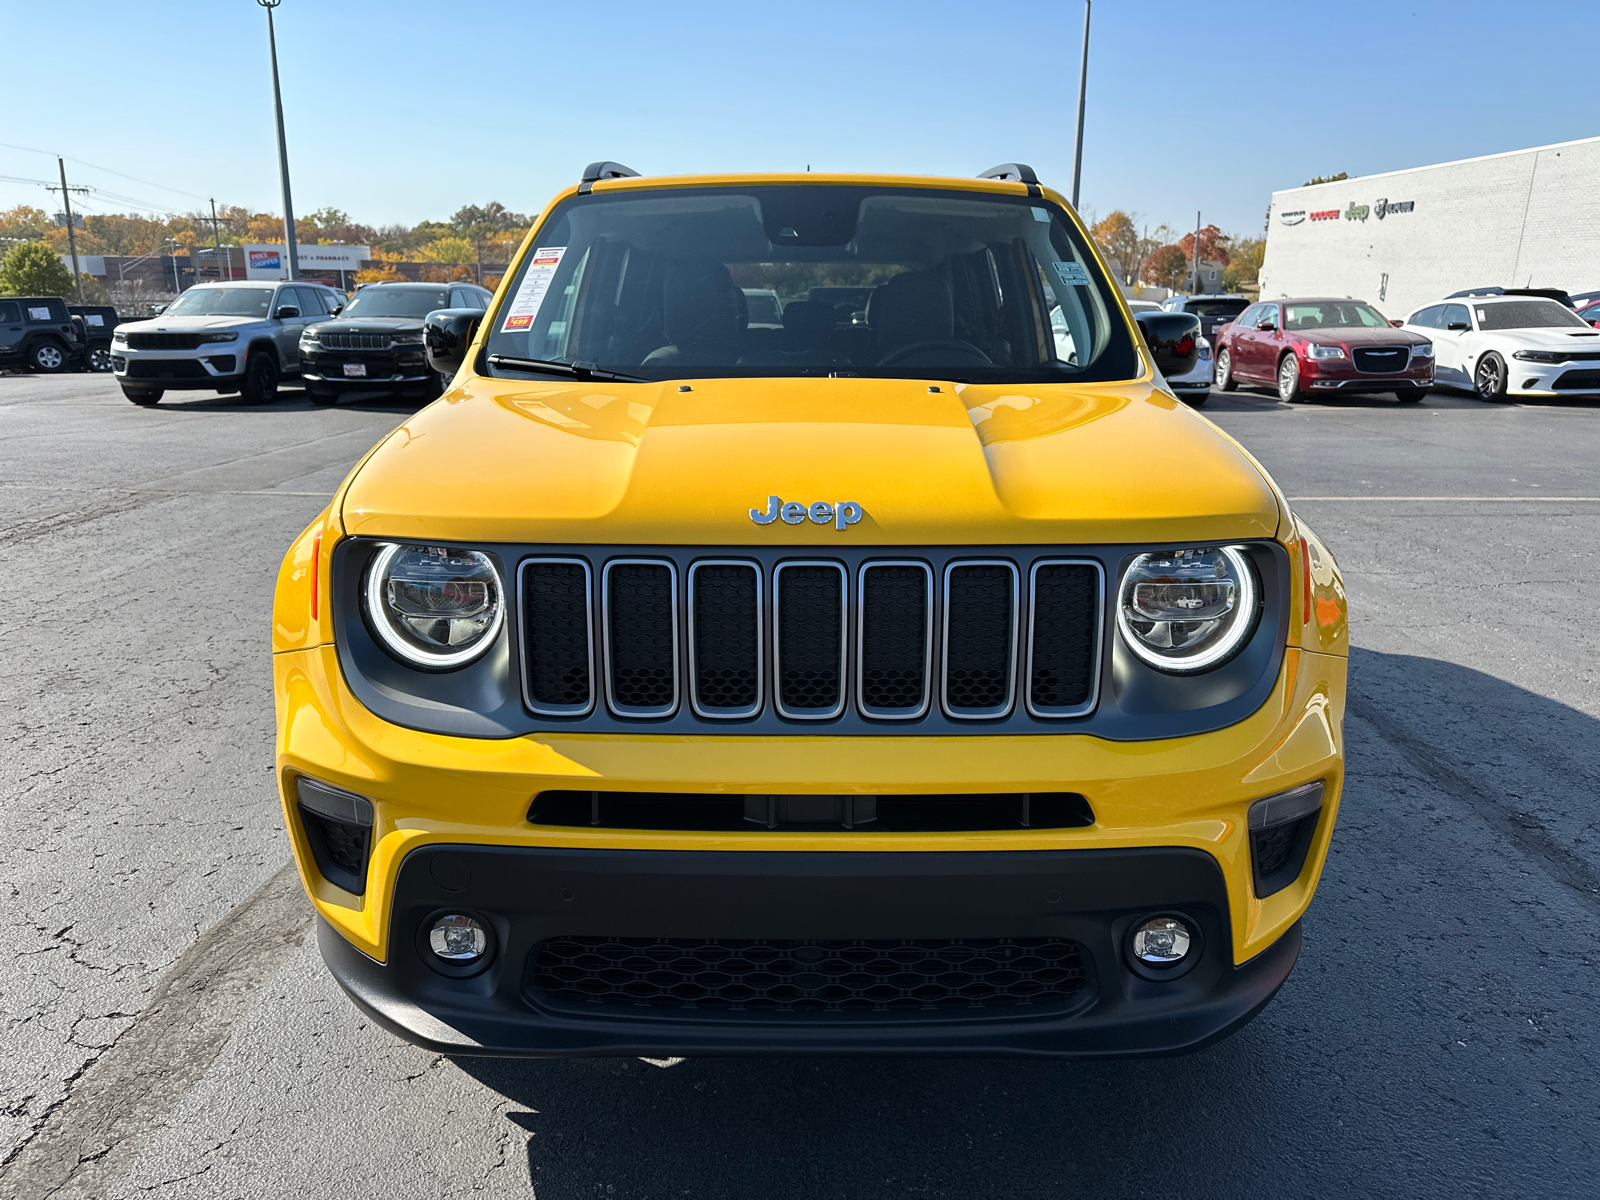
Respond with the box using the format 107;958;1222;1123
1117;546;1259;672
364;543;503;668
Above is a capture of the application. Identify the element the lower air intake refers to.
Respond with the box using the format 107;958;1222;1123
530;936;1088;1013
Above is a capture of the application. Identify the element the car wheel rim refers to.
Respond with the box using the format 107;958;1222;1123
38;347;61;369
91;349;111;371
1218;351;1229;382
1279;360;1296;398
1477;360;1499;395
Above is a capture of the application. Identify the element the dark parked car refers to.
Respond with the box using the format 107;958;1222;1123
0;296;85;373
298;281;492;405
68;305;122;372
1159;294;1252;346
1215;297;1433;403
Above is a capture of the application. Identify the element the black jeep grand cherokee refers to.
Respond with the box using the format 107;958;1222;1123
298;281;490;405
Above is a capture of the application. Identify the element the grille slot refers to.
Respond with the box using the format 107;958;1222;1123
774;562;846;719
689;561;761;717
857;562;932;718
1553;368;1600;391
530;936;1089;1014
603;560;678;716
520;559;593;715
320;332;392;350
1027;561;1102;717
125;332;203;350
942;561;1018;718
1351;345;1410;373
528;790;1094;831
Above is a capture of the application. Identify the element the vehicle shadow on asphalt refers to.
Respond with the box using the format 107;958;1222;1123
146;389;425;416
449;647;1600;1198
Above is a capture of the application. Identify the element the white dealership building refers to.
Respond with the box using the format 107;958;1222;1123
1260;135;1600;319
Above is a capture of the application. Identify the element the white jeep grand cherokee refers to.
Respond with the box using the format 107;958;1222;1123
112;280;344;406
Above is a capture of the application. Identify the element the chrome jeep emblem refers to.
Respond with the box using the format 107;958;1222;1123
749;496;864;531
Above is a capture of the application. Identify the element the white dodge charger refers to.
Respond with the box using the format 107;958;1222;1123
1402;294;1600;401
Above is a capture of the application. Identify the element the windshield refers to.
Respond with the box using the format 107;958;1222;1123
1475;300;1589;331
483;184;1137;383
162;287;276;318
1284;301;1390;331
342;287;452;319
1186;300;1248;318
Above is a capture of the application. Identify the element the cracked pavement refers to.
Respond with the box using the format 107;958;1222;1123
2;375;1598;1197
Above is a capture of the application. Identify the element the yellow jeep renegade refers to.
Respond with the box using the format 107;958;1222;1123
272;163;1347;1057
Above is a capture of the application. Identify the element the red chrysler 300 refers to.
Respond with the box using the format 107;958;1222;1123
1215;298;1433;403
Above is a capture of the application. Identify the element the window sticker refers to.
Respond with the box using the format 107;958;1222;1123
500;246;566;332
85;314;104;326
1053;261;1091;288
1031;207;1051;223
28;306;51;321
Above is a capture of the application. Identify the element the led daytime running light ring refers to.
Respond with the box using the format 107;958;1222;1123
363;542;505;669
1116;545;1259;674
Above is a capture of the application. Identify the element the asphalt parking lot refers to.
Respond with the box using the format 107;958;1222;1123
3;374;1598;1199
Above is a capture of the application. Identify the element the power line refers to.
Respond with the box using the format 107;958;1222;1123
0;139;210;203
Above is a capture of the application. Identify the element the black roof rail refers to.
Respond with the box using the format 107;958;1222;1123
578;161;641;194
978;163;1042;197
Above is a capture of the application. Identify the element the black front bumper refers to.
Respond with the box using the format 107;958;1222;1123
320;845;1299;1058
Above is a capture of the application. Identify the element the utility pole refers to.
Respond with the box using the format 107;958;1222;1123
55;158;85;303
209;199;226;280
1070;0;1091;210
1191;210;1202;294
259;0;300;280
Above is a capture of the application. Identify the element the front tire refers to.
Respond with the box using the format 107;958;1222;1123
1396;386;1427;403
121;387;163;406
1474;352;1509;401
30;340;67;373
306;386;338;407
1215;347;1237;392
1277;353;1305;403
240;352;280;405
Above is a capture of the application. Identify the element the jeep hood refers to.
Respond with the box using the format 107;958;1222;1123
118;315;264;332
340;377;1286;545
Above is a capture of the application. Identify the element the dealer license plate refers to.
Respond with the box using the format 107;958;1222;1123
343;363;366;378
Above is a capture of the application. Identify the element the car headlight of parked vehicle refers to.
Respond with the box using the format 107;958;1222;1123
1410;343;1434;359
1116;546;1260;673
198;331;239;344
1511;350;1561;363
363;543;504;669
1307;345;1345;360
391;333;426;347
111;330;127;345
299;329;321;348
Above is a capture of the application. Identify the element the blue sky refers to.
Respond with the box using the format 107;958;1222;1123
2;0;1593;239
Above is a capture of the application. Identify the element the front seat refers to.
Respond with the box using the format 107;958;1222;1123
643;259;743;365
868;271;992;369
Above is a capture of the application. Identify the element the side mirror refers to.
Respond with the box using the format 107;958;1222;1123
274;305;300;319
150;304;167;315
1389;319;1404;327
328;302;343;316
425;308;483;378
1445;321;1470;331
1255;317;1276;331
1134;311;1201;379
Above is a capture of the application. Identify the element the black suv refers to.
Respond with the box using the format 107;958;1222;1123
299;281;491;405
1159;293;1252;346
68;305;122;372
0;296;85;373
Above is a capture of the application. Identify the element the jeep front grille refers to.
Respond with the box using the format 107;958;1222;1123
516;549;1104;726
125;332;205;350
319;332;393;350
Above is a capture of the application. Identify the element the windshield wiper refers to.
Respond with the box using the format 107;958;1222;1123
486;354;648;382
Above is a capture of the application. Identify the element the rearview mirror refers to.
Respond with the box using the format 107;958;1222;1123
274;305;300;319
1446;321;1470;331
424;308;483;378
1134;311;1201;380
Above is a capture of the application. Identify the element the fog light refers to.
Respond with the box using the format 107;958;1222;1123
1131;917;1192;965
429;914;488;961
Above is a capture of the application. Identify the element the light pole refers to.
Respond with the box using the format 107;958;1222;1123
1070;0;1091;210
259;0;300;281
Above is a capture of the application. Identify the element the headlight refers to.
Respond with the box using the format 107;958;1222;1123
363;543;504;668
111;331;127;344
1307;344;1345;360
198;331;239;344
1410;343;1435;359
391;333;425;347
1117;546;1260;673
1511;350;1561;363
299;330;320;346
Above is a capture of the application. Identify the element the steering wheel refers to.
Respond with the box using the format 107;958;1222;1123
874;339;993;369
